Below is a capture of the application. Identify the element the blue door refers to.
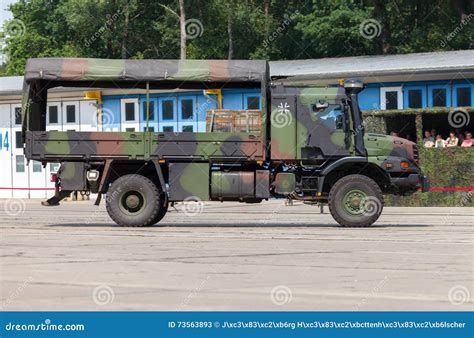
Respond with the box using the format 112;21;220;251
139;97;158;132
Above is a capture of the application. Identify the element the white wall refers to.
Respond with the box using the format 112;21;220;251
0;99;98;199
0;103;12;198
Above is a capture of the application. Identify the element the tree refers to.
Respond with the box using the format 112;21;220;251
1;0;472;75
179;0;186;59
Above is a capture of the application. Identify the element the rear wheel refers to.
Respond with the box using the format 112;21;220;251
106;174;163;227
328;174;383;227
150;193;169;225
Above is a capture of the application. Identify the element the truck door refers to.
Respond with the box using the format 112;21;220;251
295;88;353;159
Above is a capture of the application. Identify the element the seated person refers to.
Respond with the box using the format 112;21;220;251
445;131;459;147
434;134;446;148
423;130;434;148
461;132;472;147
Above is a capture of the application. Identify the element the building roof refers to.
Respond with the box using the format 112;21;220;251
1;50;473;96
0;76;24;95
269;50;474;84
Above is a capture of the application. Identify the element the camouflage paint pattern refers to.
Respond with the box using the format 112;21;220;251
274;173;296;194
270;86;351;160
365;133;419;171
24;58;267;83
25;131;265;162
169;163;210;201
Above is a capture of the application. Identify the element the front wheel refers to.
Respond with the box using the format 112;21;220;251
106;174;163;227
328;174;384;227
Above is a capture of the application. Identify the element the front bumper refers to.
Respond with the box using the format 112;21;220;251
391;173;430;193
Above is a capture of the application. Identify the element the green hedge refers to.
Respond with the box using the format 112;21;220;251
385;148;473;206
362;111;473;206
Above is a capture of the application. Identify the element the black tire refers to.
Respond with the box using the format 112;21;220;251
106;174;162;227
328;174;384;227
150;193;169;225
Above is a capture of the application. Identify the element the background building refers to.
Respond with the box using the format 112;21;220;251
0;50;472;199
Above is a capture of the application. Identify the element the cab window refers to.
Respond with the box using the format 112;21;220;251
313;104;344;130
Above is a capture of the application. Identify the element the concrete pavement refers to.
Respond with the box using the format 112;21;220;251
1;199;473;311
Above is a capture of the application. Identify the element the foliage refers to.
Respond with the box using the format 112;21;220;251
364;113;473;206
1;0;472;74
386;148;474;207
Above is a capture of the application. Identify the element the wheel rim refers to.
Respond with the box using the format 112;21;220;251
119;190;146;215
342;189;368;215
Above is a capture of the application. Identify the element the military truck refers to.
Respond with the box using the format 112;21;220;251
21;58;428;227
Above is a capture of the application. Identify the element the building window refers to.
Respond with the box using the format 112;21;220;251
432;88;446;107
50;163;60;172
16;155;25;172
49;106;59;124
408;89;422;108
162;100;174;120
163;126;174;132
125;127;135;132
15;131;22;148
247;96;260;110
14;107;22;125
457;87;471;106
125;102;135;121
66;105;76;123
182;125;193;132
181;99;194;119
142;101;155;120
381;87;402;110
33;160;42;173
145;126;155;132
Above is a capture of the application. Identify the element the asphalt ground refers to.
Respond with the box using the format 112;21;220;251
0;199;472;311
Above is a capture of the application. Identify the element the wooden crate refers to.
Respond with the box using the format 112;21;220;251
206;109;262;133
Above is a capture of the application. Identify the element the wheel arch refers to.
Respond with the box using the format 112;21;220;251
98;160;166;193
319;159;390;193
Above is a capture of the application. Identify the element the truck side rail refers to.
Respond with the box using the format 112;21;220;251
25;130;266;162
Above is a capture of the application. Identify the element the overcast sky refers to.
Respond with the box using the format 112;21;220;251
1;0;15;64
1;0;15;28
